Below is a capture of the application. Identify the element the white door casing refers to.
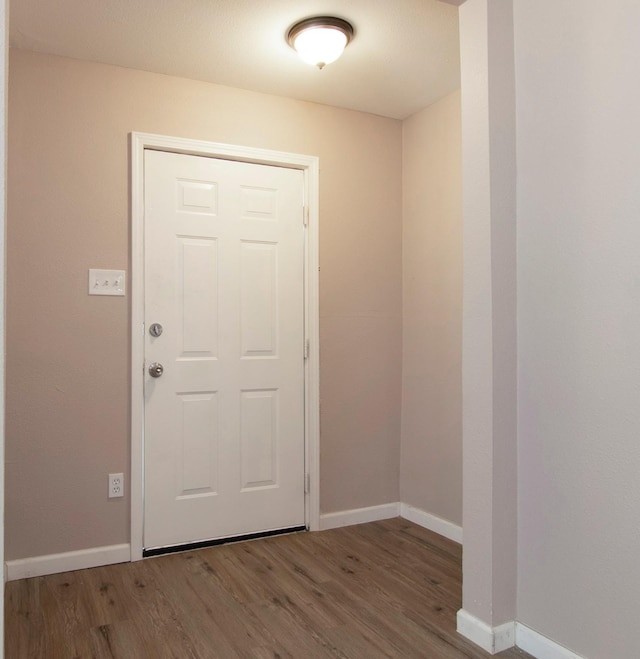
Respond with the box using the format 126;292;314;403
130;133;320;559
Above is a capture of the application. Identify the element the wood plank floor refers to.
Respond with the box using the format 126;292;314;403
5;518;533;658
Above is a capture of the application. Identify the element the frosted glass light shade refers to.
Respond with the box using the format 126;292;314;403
287;17;354;70
293;27;347;68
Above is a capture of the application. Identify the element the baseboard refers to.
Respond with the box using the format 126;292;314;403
400;503;463;544
5;543;131;581
457;609;515;654
5;502;459;579
319;503;400;530
319;501;463;543
516;623;586;659
456;612;587;658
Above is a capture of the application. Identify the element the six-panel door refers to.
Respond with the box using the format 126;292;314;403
143;149;305;550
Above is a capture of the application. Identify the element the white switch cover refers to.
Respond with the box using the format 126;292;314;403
89;269;126;296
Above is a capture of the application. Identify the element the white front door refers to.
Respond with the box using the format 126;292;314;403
143;149;305;551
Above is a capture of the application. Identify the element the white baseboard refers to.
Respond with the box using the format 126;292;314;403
457;612;587;658
457;609;515;654
516;623;586;659
319;501;463;544
5;543;130;581
319;503;400;530
400;503;463;544
5;502;460;580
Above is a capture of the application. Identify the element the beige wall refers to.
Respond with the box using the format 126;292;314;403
457;0;518;632
455;1;640;655
515;1;640;656
400;91;462;524
6;49;402;560
1;0;7;647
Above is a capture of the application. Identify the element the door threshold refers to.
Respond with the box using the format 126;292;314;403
142;525;307;558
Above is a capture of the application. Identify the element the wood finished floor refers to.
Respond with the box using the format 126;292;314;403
5;518;533;658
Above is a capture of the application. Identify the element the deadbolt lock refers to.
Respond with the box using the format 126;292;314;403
149;323;163;337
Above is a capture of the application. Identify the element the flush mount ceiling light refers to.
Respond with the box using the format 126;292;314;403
287;16;354;70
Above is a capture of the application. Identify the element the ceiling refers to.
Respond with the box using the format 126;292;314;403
9;0;461;120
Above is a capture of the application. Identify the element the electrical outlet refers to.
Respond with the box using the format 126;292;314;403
108;473;124;498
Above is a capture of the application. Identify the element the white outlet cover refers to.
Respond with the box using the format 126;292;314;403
109;472;124;498
89;269;126;296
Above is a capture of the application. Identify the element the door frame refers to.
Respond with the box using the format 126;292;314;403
129;132;320;561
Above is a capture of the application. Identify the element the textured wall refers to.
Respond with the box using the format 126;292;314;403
515;1;640;657
400;91;462;524
6;49;402;560
1;0;8;645
457;0;518;629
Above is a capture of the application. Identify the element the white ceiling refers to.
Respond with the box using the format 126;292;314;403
9;0;461;120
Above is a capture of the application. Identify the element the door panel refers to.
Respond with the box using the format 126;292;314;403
240;241;277;356
240;389;279;489
143;150;305;550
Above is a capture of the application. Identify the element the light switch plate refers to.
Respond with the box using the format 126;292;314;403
89;269;126;296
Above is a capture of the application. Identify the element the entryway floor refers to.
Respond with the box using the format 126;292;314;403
5;518;533;658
